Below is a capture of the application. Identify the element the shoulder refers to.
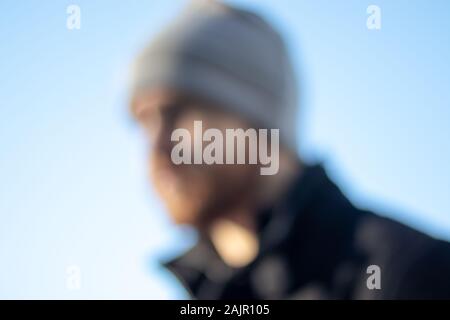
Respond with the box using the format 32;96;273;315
351;211;450;299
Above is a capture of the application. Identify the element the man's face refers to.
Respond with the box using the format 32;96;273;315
132;89;260;227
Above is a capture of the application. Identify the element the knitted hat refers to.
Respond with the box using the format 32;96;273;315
130;0;299;151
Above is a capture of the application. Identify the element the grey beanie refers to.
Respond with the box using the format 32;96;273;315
131;0;299;151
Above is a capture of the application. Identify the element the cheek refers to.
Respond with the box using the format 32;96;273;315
219;164;259;194
147;153;163;184
155;170;214;225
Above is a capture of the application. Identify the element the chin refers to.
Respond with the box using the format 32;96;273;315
166;203;203;226
157;185;211;227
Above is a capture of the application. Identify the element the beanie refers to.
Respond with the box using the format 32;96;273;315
130;0;299;151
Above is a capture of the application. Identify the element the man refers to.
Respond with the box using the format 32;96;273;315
129;1;450;299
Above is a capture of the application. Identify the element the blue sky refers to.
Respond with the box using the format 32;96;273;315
0;0;449;298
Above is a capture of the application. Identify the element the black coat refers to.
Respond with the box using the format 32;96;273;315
164;165;450;299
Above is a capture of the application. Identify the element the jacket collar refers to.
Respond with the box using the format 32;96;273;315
162;164;338;297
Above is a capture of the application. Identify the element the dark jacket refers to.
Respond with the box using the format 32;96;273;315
164;165;450;299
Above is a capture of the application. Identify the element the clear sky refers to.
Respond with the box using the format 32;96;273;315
0;0;449;299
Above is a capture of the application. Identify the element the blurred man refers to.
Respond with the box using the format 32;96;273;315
129;1;450;299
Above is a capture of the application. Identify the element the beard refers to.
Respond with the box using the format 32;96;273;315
150;153;259;228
